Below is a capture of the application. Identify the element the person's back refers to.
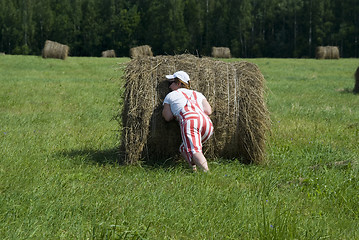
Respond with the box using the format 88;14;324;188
162;71;213;172
164;88;206;117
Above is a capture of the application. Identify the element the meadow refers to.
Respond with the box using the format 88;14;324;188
0;55;358;239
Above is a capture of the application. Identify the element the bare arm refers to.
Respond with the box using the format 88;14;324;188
202;99;212;116
162;103;174;121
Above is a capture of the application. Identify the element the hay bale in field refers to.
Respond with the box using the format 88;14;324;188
119;54;270;165
42;40;69;60
354;67;359;94
315;46;325;59
0;52;5;55
102;49;116;58
129;45;153;58
330;46;340;59
212;47;231;58
315;46;339;59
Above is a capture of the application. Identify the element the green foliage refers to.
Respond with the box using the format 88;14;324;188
0;55;358;239
140;0;190;55
183;0;203;53
1;0;359;57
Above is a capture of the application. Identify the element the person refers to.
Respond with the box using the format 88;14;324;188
162;71;214;172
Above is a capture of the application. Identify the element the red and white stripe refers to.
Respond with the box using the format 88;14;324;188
177;90;214;164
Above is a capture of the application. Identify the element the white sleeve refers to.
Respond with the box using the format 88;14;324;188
163;92;173;105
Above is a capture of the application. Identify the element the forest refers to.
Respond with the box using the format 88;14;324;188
0;0;358;58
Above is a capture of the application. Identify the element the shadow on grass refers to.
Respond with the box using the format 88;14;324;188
60;148;121;166
59;148;248;169
59;148;181;169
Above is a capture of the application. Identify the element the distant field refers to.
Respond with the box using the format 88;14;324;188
0;55;358;239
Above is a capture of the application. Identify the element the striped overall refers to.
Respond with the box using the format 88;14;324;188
177;90;214;165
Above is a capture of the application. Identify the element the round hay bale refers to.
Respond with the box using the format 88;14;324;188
330;46;340;59
119;54;270;165
316;46;339;59
354;66;359;94
315;46;326;59
212;47;231;58
129;45;153;59
0;52;5;55
102;49;116;58
42;40;69;60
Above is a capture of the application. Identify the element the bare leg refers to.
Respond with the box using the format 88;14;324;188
192;152;209;172
181;151;197;171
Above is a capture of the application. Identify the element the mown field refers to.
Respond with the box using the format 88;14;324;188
0;55;358;239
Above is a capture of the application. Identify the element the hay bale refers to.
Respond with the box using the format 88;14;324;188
354;67;359;94
0;52;5;55
315;46;326;59
129;45;153;58
330;46;340;59
102;49;116;58
119;54;270;165
316;46;339;59
212;47;231;58
42;40;69;60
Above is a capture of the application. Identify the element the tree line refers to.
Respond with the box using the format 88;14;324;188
0;0;358;58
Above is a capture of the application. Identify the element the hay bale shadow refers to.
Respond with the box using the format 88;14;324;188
60;147;196;169
59;148;120;166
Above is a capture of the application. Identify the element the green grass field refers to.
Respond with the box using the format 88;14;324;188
0;55;358;239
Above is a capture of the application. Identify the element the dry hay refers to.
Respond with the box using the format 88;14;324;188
315;46;340;59
212;47;231;58
42;40;69;60
129;45;153;58
119;54;270;165
354;66;359;94
0;52;5;55
102;49;116;58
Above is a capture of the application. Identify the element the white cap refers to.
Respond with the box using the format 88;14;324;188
166;71;190;84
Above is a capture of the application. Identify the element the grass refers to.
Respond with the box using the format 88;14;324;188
0;55;358;239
